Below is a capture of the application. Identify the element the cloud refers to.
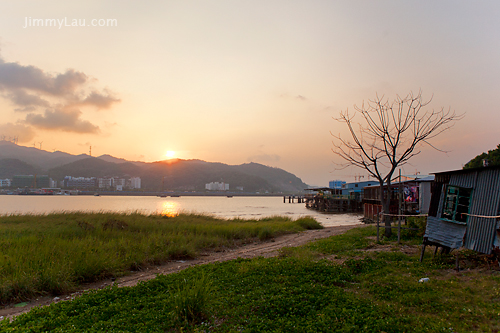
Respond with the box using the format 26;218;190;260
0;123;36;143
0;55;120;137
75;90;121;109
247;153;281;163
5;89;50;111
25;109;100;133
0;59;87;96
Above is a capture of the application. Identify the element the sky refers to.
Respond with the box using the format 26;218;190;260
0;1;499;186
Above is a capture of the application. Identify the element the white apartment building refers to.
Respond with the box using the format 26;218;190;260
128;177;141;189
0;179;11;187
98;178;113;189
205;182;229;191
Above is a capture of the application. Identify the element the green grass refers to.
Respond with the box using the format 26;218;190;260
2;224;499;332
0;212;321;304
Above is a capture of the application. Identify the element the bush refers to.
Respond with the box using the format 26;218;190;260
405;216;427;238
295;217;323;230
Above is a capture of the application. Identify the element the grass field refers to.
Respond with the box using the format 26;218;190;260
2;222;499;332
0;212;321;304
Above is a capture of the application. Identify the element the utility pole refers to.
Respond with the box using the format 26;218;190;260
89;146;92;157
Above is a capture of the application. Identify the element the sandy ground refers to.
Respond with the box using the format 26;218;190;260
0;224;366;320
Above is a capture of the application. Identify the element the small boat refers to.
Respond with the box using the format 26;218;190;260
94;193;100;196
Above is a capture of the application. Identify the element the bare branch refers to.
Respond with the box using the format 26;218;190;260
332;91;463;236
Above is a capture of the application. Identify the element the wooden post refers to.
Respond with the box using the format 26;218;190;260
376;213;380;242
420;242;426;262
398;216;401;244
283;196;286;203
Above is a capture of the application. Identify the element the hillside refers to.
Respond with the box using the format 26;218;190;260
0;140;89;170
0;142;308;192
48;158;143;180
0;159;42;178
464;144;500;169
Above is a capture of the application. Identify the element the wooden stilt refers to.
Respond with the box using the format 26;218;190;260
420;243;427;262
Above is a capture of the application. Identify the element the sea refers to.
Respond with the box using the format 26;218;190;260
0;195;362;227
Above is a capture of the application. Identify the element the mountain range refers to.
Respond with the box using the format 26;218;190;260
0;141;308;193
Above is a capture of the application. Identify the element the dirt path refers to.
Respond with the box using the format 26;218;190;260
0;224;364;320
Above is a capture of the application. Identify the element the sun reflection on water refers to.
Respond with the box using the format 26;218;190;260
159;201;180;217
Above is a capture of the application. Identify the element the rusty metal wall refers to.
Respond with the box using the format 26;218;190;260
449;169;500;254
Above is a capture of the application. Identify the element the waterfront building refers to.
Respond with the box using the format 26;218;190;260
341;180;378;199
329;180;346;189
64;176;97;189
423;165;500;255
113;178;126;187
98;178;113;189
0;179;11;187
128;177;141;189
205;182;229;191
12;175;50;188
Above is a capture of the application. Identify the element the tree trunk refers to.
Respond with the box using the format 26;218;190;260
379;179;392;238
384;178;392;238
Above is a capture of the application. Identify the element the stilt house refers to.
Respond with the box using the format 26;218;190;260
423;166;500;254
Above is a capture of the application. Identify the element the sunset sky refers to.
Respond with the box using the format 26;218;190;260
1;1;499;186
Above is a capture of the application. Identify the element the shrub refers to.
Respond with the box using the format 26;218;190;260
295;217;323;230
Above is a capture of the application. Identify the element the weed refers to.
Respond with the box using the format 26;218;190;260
171;273;214;324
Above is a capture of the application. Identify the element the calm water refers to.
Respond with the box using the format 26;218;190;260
0;195;362;227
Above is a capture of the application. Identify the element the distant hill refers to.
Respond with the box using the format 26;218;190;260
0;158;42;178
0;141;308;192
0;140;88;170
48;158;143;180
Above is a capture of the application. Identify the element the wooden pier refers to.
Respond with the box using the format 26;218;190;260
304;194;362;213
283;195;305;203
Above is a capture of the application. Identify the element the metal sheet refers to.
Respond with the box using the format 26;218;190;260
424;216;466;248
449;169;500;254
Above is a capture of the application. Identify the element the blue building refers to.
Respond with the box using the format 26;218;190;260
329;180;346;189
341;180;378;198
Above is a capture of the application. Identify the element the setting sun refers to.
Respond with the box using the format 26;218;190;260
166;151;176;159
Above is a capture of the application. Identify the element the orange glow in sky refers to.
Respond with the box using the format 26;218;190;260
1;1;499;186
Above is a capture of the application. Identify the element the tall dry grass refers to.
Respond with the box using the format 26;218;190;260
0;212;321;304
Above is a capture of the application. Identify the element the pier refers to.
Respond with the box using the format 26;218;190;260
302;188;363;213
283;195;305;203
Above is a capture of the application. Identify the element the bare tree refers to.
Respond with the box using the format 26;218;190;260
332;91;462;237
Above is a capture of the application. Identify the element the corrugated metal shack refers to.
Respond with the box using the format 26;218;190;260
423;165;500;255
